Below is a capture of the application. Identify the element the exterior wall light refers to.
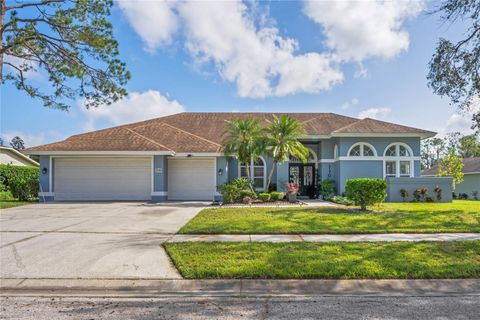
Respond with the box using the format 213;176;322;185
218;168;223;176
42;167;48;174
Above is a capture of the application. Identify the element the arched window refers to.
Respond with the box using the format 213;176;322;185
239;157;266;190
347;143;377;157
289;149;317;163
383;143;414;178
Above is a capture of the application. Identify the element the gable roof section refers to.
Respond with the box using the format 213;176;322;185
25;112;436;153
0;146;39;166
332;118;435;136
422;157;480;176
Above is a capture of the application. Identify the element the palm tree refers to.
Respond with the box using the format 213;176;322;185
223;118;266;190
265;115;308;191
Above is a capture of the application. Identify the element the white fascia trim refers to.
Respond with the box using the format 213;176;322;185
300;135;330;140
464;172;480;175
39;192;54;197
172;153;223;157
338;156;421;161
319;159;335;163
25;151;175;156
331;133;435;139
151;192;168;196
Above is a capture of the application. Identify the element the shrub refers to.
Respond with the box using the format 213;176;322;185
239;189;256;199
218;178;250;203
270;191;284;201
242;196;252;204
413;188;428;202
330;196;354;206
258;192;271;202
400;189;409;202
319;179;336;199
472;191;479;200
425;195;435;203
0;165;39;201
452;192;457;199
434;186;442;201
344;178;387;211
458;193;469;200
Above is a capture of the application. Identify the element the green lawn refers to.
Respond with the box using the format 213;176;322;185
0;191;33;209
179;201;480;234
164;241;480;279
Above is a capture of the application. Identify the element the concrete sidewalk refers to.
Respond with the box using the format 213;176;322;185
168;233;480;243
1;278;479;297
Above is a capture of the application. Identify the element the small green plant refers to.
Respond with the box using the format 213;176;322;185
425;195;435;203
434;186;442;201
270;191;284;201
319;179;336;199
218;178;250;203
344;178;387;211
413;188;428;202
258;193;271;202
400;189;409;202
239;189;256;199
472;191;479;200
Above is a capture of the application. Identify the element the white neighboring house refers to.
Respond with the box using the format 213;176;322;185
0;146;39;166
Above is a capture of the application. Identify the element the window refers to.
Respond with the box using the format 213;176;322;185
334;144;338;159
289;149;317;163
383;143;414;178
239;157;266;190
348;143;377;157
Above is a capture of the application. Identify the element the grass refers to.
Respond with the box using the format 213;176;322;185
0;191;33;209
179;200;480;234
164;241;480;279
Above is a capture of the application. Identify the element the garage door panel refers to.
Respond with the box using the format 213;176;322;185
54;157;151;201
168;158;215;201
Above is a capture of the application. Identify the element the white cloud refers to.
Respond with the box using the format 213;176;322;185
341;98;359;110
441;98;479;136
4;55;42;80
304;0;424;62
118;0;178;52
80;90;185;130
358;107;391;119
118;0;343;98
0;131;63;148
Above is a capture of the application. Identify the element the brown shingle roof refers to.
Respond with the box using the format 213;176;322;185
422;157;480;175
25;112;436;153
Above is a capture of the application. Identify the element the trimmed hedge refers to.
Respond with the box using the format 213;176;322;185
345;178;387;210
270;191;284;201
0;165;39;201
258;193;271;202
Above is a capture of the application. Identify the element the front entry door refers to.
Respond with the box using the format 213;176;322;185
289;163;316;198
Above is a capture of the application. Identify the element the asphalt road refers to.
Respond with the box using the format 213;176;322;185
1;296;479;320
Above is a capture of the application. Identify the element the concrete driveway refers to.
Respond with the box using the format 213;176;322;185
0;202;206;279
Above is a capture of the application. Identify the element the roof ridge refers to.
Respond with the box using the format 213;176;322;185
331;118;363;132
124;128;174;152
158;122;223;149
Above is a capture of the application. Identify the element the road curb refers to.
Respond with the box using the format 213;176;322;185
1;279;479;297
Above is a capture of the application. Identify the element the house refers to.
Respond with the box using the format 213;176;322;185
422;157;480;199
24;112;444;202
0;146;39;167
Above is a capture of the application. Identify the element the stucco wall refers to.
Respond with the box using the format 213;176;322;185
337;137;421;157
454;174;480;198
386;177;453;202
337;160;384;194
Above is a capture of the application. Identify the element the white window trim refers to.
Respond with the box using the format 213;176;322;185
288;148;318;167
238;156;267;190
382;143;415;178
347;142;378;157
333;144;338;160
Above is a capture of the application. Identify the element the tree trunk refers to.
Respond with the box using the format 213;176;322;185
265;161;277;192
0;0;5;81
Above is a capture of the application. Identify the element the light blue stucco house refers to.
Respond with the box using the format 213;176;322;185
24;112;449;202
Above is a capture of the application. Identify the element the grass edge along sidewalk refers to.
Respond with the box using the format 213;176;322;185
164;240;480;279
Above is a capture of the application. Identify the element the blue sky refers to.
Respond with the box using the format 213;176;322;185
1;0;475;148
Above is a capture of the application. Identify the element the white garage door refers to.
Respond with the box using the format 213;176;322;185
168;158;215;201
54;157;151;201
